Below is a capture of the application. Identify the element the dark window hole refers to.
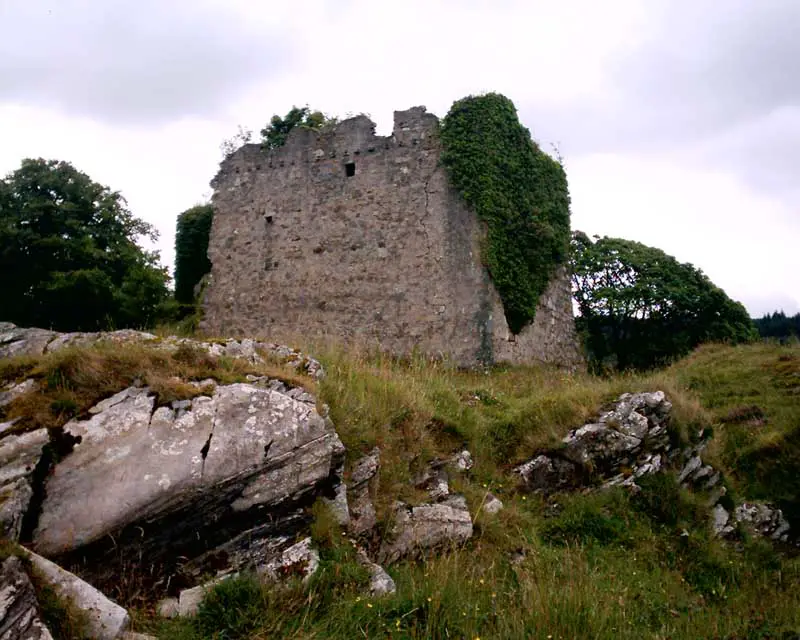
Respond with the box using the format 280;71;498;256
345;162;356;177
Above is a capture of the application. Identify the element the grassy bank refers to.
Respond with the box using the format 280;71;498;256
2;338;798;638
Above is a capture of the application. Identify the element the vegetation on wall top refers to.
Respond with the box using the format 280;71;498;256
260;106;337;150
440;93;571;334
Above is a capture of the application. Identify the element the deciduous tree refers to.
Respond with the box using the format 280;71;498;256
571;232;756;371
0;158;170;331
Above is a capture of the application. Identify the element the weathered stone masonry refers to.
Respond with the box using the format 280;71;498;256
202;107;582;368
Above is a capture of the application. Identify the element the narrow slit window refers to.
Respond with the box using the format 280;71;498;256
345;162;356;177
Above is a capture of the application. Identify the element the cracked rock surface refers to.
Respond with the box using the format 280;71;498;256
0;428;50;541
31;382;344;587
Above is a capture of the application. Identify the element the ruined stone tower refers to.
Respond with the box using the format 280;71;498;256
201;107;582;368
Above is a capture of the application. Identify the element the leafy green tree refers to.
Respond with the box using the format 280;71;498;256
571;232;757;371
260;106;335;150
0;158;170;331
174;204;214;304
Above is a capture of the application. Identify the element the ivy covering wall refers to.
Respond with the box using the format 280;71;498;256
440;93;571;334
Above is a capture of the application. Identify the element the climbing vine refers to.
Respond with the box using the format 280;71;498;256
440;93;571;333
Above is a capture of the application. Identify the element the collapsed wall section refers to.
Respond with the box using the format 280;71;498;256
201;107;582;368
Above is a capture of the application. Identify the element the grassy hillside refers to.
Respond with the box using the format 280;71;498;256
669;341;800;527
2;339;798;639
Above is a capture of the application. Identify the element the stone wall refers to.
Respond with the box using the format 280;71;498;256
201;107;582;368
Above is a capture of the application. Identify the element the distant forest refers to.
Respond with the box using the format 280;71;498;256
754;311;800;339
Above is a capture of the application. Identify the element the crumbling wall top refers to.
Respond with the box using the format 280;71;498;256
212;106;440;187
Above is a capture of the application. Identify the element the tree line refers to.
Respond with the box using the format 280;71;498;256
0;106;778;371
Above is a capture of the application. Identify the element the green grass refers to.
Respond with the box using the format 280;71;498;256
0;340;317;435
140;489;800;639
668;341;800;525
3;338;798;638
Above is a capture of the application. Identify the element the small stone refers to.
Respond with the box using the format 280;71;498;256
179;578;228;617
156;597;180;619
678;455;703;484
322;480;350;527
259;537;319;583
368;563;396;596
482;493;504;514
712;504;730;536
451;450;473;472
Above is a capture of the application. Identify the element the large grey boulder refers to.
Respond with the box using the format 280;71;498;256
0;556;54;640
378;495;473;564
32;382;345;585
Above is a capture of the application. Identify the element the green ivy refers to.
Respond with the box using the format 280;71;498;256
440;93;571;333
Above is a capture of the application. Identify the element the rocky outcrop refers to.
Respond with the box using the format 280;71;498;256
713;502;792;542
0;556;54;640
28;379;343;592
515;391;674;493
514;391;794;545
0;379;36;411
172;536;321;618
0;323;325;380
481;493;504;515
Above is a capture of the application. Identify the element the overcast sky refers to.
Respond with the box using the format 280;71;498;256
1;0;798;316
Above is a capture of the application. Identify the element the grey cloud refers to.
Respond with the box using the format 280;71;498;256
0;0;293;124
520;0;800;195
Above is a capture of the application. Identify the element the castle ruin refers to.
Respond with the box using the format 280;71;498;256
201;107;582;368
